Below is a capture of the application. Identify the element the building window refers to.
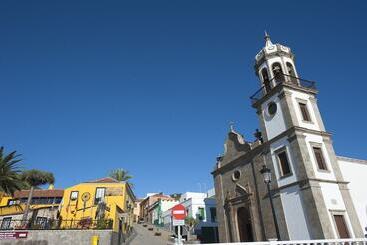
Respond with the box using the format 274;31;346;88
197;207;205;221
7;199;17;206
35;217;48;229
0;217;12;230
333;215;350;238
210;207;217;222
313;147;328;170
94;187;106;204
299;102;311;122
277;151;291;176
70;191;79;201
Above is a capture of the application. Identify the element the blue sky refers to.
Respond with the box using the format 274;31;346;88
1;1;366;197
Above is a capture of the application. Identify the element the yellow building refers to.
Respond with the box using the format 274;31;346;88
59;177;135;233
0;188;64;229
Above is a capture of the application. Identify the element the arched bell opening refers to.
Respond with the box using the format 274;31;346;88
261;68;272;93
272;62;285;84
286;62;298;85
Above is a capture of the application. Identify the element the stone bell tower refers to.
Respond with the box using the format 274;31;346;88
250;32;363;239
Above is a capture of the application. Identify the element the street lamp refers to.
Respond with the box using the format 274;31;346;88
260;165;281;241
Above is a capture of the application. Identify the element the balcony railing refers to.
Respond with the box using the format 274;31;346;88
0;218;113;230
250;74;316;104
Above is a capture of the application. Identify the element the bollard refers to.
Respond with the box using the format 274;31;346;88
91;235;99;245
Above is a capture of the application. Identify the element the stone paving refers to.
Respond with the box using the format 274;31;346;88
129;224;173;245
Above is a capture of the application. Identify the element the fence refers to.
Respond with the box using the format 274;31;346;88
250;73;316;104
199;238;367;245
0;218;113;230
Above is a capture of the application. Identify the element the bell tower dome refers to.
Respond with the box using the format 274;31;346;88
254;32;299;93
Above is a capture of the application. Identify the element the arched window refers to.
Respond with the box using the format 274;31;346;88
261;68;272;93
286;62;298;85
272;62;284;83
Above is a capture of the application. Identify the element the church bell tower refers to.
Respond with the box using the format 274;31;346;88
250;33;363;239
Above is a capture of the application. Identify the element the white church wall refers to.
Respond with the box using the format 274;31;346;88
270;137;298;187
304;133;336;181
262;94;287;140
289;90;320;131
280;185;311;240
319;182;356;238
338;157;367;235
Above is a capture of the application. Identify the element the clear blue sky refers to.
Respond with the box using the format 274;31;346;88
1;1;366;198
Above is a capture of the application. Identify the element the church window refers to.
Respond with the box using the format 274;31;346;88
277;151;291;176
272;62;284;82
333;214;350;238
313;147;327;170
267;102;277;116
299;102;311;122
232;170;241;181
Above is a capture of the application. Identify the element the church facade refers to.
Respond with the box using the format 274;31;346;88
212;34;367;242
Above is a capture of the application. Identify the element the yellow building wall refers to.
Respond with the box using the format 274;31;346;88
59;182;135;232
0;193;11;207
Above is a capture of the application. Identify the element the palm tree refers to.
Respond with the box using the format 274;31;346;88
21;169;55;225
109;168;133;186
0;146;23;195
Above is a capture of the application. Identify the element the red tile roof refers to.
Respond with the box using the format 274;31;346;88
13;189;64;199
85;177;120;183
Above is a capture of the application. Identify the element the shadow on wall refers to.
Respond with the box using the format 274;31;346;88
1;241;48;245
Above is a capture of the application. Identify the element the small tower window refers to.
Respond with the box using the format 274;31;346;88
277;151;291;177
272;62;284;83
313;147;327;170
261;68;272;93
298;102;311;122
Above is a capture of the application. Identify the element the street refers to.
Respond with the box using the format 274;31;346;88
129;224;173;245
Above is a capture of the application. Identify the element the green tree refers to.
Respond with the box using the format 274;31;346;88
21;169;55;225
0;146;23;195
185;216;199;241
109;168;133;186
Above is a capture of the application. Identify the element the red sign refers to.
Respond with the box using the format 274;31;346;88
0;231;28;240
172;204;187;220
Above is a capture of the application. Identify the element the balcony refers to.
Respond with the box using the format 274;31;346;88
250;74;316;105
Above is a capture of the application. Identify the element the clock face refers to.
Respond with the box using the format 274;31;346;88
267;102;277;116
81;192;91;202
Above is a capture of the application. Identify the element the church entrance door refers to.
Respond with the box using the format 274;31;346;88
237;207;254;242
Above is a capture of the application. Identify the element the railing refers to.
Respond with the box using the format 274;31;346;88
250;74;316;104
0;218;113;230
198;238;367;245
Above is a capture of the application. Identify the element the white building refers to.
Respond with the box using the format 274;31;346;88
162;189;219;243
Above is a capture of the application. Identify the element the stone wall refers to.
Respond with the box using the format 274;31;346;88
0;230;119;245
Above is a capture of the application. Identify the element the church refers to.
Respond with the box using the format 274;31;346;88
212;34;367;242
